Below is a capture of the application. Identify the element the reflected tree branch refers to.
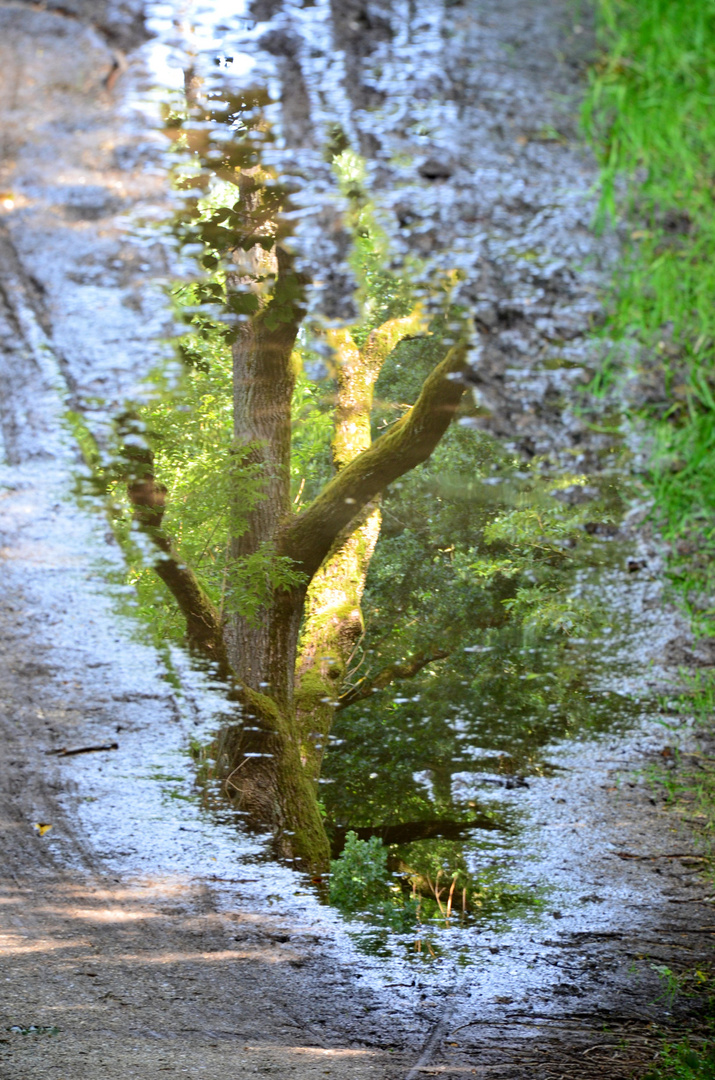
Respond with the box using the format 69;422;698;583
335;649;451;712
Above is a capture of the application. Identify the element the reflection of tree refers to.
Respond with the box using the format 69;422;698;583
124;88;471;869
323;619;642;845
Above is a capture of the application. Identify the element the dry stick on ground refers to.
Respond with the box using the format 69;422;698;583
47;742;119;757
616;851;709;860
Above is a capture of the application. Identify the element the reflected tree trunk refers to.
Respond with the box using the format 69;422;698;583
131;310;469;867
223;314;468;867
129;91;471;870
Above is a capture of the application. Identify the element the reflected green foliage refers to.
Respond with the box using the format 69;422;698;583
329;831;392;910
324;629;640;825
333;147;414;343
289;369;334;508
329;830;543;934
584;0;715;631
104;341;304;637
321;331;632;842
119;129;618;664
363;330;622;656
124;86;619;671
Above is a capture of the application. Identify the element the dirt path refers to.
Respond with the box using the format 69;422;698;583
0;2;713;1078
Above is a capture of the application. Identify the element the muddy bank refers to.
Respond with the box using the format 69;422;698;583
0;1;713;1078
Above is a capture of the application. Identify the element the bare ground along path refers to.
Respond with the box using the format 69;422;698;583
0;1;713;1077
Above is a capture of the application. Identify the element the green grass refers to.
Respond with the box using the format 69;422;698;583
583;0;715;630
584;4;715;1075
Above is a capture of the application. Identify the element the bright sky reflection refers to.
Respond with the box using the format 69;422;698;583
144;0;256;93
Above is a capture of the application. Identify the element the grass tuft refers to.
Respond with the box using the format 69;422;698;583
583;0;715;627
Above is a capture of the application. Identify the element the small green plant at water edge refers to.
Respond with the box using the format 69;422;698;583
651;964;684;1007
641;963;715;1079
642;1042;715;1080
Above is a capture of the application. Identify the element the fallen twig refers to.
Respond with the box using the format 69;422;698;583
47;742;119;757
615;851;709;861
205;875;258;884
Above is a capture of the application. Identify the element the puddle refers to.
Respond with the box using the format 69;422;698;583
59;0;688;953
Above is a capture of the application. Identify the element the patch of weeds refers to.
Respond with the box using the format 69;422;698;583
651;964;688;1008
329;831;394;912
145;768;195;805
329;832;430;932
642;1040;715;1080
164;788;193;802
641;955;715;1078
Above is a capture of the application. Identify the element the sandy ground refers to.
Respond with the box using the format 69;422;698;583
0;2;713;1078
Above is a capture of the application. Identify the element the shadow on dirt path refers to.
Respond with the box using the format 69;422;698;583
0;2;713;1078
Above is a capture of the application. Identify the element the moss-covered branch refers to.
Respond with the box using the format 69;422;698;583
335;648;450;712
128;477;230;675
280;340;468;578
328;312;425;471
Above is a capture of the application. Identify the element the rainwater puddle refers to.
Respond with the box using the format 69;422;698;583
17;0;695;1015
